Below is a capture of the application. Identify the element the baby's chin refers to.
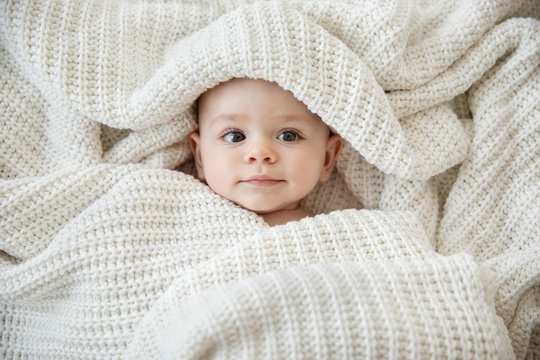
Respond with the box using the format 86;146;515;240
233;199;300;215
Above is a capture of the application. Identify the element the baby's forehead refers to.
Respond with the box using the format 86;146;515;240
197;78;323;124
198;78;305;109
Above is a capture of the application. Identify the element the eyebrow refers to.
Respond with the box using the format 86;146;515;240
208;113;314;127
207;114;246;128
278;115;313;124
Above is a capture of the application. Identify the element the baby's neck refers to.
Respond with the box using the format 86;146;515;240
260;207;314;226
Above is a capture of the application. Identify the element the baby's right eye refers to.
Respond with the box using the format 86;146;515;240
223;131;246;143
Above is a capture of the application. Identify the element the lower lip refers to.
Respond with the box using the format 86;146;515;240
242;180;283;187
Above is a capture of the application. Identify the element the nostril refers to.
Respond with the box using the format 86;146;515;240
245;145;276;163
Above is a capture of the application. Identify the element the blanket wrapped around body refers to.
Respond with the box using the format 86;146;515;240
1;0;539;359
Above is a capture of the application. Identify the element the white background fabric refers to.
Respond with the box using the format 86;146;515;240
1;0;538;358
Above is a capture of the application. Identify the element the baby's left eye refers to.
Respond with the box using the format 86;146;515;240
278;130;299;142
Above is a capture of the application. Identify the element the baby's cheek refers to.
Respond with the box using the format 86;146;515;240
293;160;323;188
203;160;228;189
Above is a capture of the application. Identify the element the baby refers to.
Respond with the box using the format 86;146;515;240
190;78;342;226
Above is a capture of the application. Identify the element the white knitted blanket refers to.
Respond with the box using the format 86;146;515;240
1;0;539;359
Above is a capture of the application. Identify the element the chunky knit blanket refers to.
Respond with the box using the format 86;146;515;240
1;0;539;359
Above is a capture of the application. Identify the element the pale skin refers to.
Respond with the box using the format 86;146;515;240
190;78;343;226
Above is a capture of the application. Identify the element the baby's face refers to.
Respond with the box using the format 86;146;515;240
190;78;341;214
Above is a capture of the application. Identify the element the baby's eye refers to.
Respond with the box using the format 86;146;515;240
278;130;299;142
223;131;246;143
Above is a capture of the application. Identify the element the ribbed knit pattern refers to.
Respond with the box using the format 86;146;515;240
1;0;538;359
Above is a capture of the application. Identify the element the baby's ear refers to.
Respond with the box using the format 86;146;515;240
189;131;205;180
319;134;343;183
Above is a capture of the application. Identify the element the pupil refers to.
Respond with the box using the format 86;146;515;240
283;131;296;141
225;132;245;142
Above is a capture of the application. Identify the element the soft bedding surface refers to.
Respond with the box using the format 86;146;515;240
1;0;539;359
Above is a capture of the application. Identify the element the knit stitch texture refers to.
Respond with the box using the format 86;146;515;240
0;0;538;359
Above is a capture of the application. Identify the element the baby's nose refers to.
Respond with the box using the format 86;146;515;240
244;140;277;164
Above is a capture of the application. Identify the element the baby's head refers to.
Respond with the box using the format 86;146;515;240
190;78;342;218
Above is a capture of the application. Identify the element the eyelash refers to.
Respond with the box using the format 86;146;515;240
220;129;245;143
220;129;303;143
278;129;301;142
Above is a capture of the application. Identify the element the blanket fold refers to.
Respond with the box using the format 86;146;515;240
127;258;512;359
1;0;538;359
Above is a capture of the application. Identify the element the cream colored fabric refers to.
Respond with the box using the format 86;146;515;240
1;0;538;359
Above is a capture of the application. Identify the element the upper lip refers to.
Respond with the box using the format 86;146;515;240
244;174;280;181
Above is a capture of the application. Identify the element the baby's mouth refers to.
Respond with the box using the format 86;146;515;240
241;175;284;187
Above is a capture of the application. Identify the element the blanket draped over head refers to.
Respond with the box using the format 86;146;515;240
1;0;539;359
